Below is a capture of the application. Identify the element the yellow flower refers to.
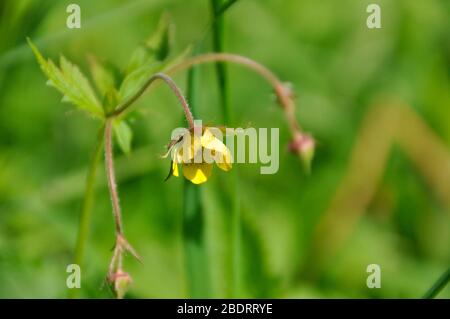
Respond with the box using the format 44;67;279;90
166;127;232;184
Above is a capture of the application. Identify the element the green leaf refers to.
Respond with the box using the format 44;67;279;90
119;61;162;102
125;46;153;75
240;215;277;297
88;56;121;97
102;88;120;115
118;13;191;103
161;45;192;71
119;46;191;102
27;38;103;118
124;13;173;76
113;120;133;154
145;12;173;61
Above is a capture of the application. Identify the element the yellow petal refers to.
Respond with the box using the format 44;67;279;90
216;149;232;171
182;163;212;184
175;144;184;163
172;161;179;177
201;130;225;152
200;128;217;147
201;128;232;171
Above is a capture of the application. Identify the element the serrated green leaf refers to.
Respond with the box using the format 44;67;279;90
113;120;133;154
27;38;103;118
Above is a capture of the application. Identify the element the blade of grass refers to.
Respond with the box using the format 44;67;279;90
215;0;239;17
182;63;211;298
210;0;241;298
210;0;230;123
179;0;240;298
423;267;450;299
231;169;241;297
68;125;104;299
189;0;240;55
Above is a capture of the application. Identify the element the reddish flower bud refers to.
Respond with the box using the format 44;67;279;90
288;133;315;174
109;270;132;299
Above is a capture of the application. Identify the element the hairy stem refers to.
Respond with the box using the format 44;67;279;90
104;119;142;298
166;53;303;138
103;73;193;297
68;125;104;299
109;55;304;141
104;119;123;235
110;73;194;129
105;73;195;238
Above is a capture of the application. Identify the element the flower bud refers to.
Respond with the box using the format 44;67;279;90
110;270;132;299
288;133;315;174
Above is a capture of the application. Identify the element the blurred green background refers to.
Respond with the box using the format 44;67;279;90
0;0;449;298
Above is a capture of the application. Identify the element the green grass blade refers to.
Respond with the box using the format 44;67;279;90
210;0;230;123
182;64;211;298
68;125;104;298
423;267;450;299
210;0;241;298
215;0;239;17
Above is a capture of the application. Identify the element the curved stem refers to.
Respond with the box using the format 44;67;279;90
170;53;280;89
109;73;194;129
165;53;302;137
109;54;304;140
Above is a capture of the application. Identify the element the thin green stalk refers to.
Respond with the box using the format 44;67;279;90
423;267;450;299
210;0;241;298
182;64;211;298
231;169;241;297
68;125;104;299
210;0;230;123
215;0;239;17
181;1;240;297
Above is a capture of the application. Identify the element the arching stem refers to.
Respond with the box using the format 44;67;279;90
109;73;194;129
165;53;303;138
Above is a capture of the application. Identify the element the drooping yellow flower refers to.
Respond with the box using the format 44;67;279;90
166;127;232;184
